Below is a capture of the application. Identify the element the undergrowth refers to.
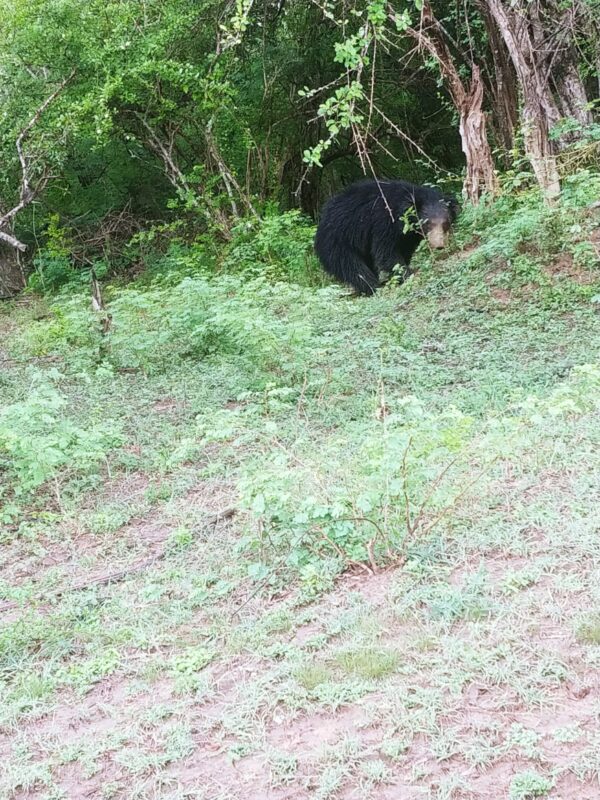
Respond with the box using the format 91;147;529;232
2;173;600;799
2;174;600;587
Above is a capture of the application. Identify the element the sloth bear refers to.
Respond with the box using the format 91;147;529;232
314;179;459;295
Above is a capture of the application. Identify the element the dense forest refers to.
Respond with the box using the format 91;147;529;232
1;0;599;295
2;3;600;799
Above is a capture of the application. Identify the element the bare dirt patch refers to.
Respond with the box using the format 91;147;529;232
4;501;600;799
542;251;598;285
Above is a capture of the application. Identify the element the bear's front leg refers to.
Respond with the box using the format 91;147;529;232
378;255;408;286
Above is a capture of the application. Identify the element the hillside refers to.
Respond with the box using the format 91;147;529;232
1;178;600;799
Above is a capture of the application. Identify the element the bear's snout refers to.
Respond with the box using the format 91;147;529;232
426;224;449;249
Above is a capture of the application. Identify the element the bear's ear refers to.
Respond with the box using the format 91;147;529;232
443;194;460;221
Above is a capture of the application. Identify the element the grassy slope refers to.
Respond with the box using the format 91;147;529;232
1;177;600;799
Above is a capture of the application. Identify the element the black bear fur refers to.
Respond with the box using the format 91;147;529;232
314;179;459;295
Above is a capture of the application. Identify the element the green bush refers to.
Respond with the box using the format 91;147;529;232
16;297;103;371
105;275;313;374
238;396;475;588
0;373;123;500
27;253;80;294
509;770;552;799
222;210;322;285
17;274;314;378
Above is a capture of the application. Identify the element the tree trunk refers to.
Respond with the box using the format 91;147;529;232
479;1;519;155
522;104;561;201
407;1;498;203
540;1;592;132
551;49;593;128
460;66;499;202
484;0;561;202
0;244;26;299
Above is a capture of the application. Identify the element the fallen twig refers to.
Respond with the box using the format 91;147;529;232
0;507;236;613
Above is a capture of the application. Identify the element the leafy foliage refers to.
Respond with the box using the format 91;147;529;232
0;372;122;502
221;211;321;284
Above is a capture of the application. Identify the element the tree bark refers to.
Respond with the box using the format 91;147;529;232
460;66;500;202
550;41;593;128
406;1;498;203
484;0;561;202
479;1;519;155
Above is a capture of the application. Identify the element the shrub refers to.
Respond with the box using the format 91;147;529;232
238;396;476;586
105;276;312;374
0;373;122;499
15;275;314;378
222;210;322;285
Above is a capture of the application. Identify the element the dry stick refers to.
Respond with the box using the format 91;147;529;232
417;459;498;541
296;373;309;419
338;515;387;543
370;102;445;172
401;436;414;534
0;70;76;252
0;508;237;614
409;456;459;533
367;131;400;164
365;538;379;574
0;354;63;366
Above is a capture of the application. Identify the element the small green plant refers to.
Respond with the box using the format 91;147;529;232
576;615;600;644
553;725;583;744
268;750;299;786
500;568;540;594
166;526;194;552
240;396;476;577
334;647;400;680
359;758;392;787
222;211;320;284
520;363;600;421
508;770;552;799
26;215;82;294
59;650;121;694
295;662;333;691
506;724;542;759
380;737;410;761
0;373;122;498
169;647;214;675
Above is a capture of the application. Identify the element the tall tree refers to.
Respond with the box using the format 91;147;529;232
483;0;594;200
405;0;498;202
484;0;561;199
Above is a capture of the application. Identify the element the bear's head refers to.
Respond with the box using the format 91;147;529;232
420;194;460;250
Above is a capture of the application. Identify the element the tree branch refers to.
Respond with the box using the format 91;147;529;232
0;228;27;252
0;70;76;252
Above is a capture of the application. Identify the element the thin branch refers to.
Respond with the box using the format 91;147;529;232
133;112;192;194
0;508;237;614
14;69;76;207
0;70;75;253
410;456;459;533
206;118;259;218
401;436;414;534
0;228;27;252
418;459;497;539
